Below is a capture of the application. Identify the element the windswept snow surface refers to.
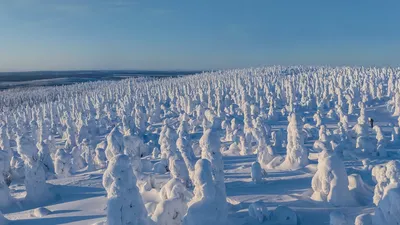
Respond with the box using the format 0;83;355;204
1;66;400;225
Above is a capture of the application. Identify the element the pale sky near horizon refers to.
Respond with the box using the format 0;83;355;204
1;0;400;72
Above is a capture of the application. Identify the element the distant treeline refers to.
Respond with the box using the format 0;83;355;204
0;70;203;82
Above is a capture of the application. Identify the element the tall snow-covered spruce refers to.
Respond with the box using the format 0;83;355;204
199;125;228;225
279;113;309;170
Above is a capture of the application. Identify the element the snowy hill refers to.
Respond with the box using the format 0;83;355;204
1;66;400;225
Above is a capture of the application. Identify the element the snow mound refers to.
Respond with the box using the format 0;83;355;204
32;207;52;218
348;174;373;205
329;211;347;225
355;213;372;225
270;206;298;225
224;142;241;156
248;200;270;223
251;162;263;184
0;211;8;225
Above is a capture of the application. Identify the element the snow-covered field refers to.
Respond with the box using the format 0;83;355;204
1;66;400;225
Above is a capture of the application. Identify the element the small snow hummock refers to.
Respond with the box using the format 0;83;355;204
248;200;270;223
153;159;169;174
329;211;348;225
270;206;298;225
0;210;8;225
355;213;372;225
348;173;373;205
251;161;263;184
258;143;280;170
32;207;52;218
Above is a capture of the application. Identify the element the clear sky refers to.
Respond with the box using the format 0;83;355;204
1;0;400;72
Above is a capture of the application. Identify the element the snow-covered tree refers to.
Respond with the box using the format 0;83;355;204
105;127;124;161
355;213;372;225
372;165;389;206
373;160;400;224
239;132;253;156
71;146;86;173
373;126;387;157
313;125;331;152
271;129;283;151
16;133;51;203
0;150;12;208
54;149;72;177
280;113;309;169
81;139;96;172
248;201;270;223
251;161;262;184
37;140;54;175
63;119;77;151
176;135;196;182
94;141;107;169
0;125;12;161
199;127;227;224
169;157;191;187
159;123;179;162
0;210;8;224
329;211;348;225
123;135;144;175
311;150;356;206
103;154;149;225
152;180;191;225
134;105;147;136
182;159;221;225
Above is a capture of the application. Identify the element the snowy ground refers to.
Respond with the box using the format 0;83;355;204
2;102;397;225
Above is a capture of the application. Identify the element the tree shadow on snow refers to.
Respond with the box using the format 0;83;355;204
9;215;103;225
225;172;251;180
4;185;105;214
226;176;312;196
51;209;81;214
51;184;106;203
223;155;257;165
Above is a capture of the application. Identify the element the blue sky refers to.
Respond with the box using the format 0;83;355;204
1;0;400;72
